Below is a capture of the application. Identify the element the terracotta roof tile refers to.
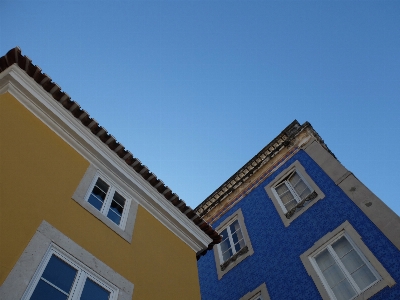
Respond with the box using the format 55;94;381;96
0;47;221;258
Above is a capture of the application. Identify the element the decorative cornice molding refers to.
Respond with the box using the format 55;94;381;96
206;147;300;225
195;120;335;219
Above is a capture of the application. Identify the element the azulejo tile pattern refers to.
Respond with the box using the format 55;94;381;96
197;150;400;300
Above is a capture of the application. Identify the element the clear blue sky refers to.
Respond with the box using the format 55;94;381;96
1;1;399;215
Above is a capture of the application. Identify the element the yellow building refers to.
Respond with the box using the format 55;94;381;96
0;47;220;299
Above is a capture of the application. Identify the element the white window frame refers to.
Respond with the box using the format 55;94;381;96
217;217;245;263
22;244;118;300
309;232;381;300
271;169;314;214
300;221;395;300
72;164;138;243
0;220;133;300
213;208;254;279
85;172;131;230
265;160;325;227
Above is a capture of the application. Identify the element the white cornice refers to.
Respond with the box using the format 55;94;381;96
0;65;212;253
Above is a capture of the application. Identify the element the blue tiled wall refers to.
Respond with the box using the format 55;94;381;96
197;150;400;300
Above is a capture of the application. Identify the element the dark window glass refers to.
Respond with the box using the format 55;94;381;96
41;255;77;293
222;248;233;262
220;237;231;253
30;280;68;300
88;178;109;210
107;192;125;225
229;220;240;234
30;255;77;300
220;229;228;240
107;209;121;225
80;278;110;300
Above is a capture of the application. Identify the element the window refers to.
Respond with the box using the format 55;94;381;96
249;292;263;300
265;160;325;227
213;208;254;279
300;221;395;300
1;220;133;299
311;234;380;300
219;219;246;263
87;176;128;227
239;283;270;300
23;246;118;300
272;169;313;214
72;165;138;243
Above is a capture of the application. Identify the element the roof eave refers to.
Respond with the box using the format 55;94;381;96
0;47;221;255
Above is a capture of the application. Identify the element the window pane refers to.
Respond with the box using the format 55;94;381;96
275;183;290;198
234;238;245;252
315;249;335;271
107;192;126;225
297;185;311;200
41;255;77;294
331;278;357;300
80;278;110;300
316;250;348;289
92;179;109;201
229;220;240;234
110;192;125;214
95;178;109;196
276;183;297;209
88;194;104;210
220;229;228;241
352;264;377;291
332;237;353;258
88;178;109;210
323;263;346;288
220;238;231;253
222;248;233;262
106;209;121;225
231;229;243;244
282;192;296;205
30;279;68;300
332;236;377;290
289;173;311;200
284;198;297;211
288;172;302;188
341;249;364;274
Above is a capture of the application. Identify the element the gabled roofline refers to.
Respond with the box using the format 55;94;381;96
0;47;221;256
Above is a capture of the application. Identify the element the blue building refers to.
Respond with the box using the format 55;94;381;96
195;120;400;300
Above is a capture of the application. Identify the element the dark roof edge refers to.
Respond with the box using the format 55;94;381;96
0;47;221;254
195;120;335;217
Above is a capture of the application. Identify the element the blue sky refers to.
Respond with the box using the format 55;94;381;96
1;1;399;215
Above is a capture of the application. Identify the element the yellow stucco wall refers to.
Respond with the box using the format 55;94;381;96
0;92;201;299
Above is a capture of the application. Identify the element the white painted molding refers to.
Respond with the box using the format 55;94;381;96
0;220;133;300
0;65;212;253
